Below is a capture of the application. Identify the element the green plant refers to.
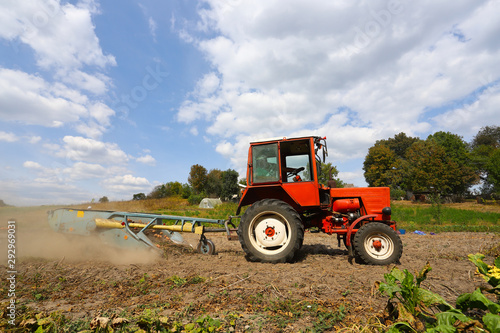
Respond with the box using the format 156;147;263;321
184;315;221;332
137;273;151;294
380;257;500;332
32;272;47;301
166;275;206;289
379;263;456;331
455;254;500;331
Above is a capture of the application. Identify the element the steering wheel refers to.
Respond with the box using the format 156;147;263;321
286;166;305;178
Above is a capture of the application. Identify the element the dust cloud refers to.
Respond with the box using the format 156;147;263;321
1;208;161;265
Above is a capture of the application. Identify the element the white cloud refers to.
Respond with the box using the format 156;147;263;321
33;2;110;66
3;158;147;205
189;127;199;136
63;162;107;180
23;161;43;169
0;131;18;142
178;0;500;175
56;136;129;164
29;136;42;144
432;82;500;138
0;1;115;89
0;178;88;206
101;174;152;193
0;68;87;126
0;1;116;138
136;154;156;166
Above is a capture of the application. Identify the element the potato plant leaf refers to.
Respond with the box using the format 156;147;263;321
468;253;490;277
483;313;500;333
457;288;500;314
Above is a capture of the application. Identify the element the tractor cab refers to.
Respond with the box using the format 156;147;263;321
237;136;329;214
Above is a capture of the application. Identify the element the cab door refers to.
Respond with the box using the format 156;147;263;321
280;138;320;209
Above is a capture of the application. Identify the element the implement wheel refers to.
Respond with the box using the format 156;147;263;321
353;222;402;265
238;199;304;263
196;238;215;255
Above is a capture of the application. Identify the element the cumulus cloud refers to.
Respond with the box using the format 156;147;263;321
0;178;88;206
63;162;107;180
56;136;129;164
101;174;152;193
0;0;115;89
0;68;87;127
0;131;18;142
9;157;145;205
136;154;156;166
29;136;42;144
23;161;43;169
177;0;500;179
0;1;116;138
432;81;500;138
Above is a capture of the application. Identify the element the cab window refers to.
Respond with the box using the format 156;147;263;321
280;139;313;182
252;143;279;183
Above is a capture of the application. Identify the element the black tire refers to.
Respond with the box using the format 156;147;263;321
353;222;403;265
238;199;304;263
196;239;216;255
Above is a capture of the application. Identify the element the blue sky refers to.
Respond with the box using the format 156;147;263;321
1;0;499;206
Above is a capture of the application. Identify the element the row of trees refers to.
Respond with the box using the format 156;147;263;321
133;165;241;204
363;126;500;200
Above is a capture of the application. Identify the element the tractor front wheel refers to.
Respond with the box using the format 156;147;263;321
353;222;402;265
238;199;304;263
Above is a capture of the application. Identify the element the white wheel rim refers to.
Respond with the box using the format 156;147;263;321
363;232;394;260
249;212;290;255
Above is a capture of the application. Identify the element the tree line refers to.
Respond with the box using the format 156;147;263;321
133;165;240;205
363;126;500;200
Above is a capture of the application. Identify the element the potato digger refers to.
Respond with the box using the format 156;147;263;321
48;136;403;265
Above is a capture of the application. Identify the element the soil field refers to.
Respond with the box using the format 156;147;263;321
1;207;500;332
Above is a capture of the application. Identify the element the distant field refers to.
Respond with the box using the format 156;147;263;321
392;200;500;232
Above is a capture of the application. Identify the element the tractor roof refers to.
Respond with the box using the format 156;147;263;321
250;136;321;144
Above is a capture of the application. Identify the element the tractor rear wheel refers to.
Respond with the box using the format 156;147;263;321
353;222;402;265
238;199;304;263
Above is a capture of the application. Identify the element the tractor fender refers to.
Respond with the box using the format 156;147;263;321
345;214;377;247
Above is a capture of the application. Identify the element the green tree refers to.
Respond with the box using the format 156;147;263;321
471;125;500;148
404;140;464;222
188;164;208;195
132;193;146;200
205;169;223;197
221;169;240;200
427;131;477;195
404;140;464;196
382;132;421;159
99;196;109;203
470;126;500;196
239;178;247;186
181;183;192;199
166;181;183;196
363;144;403;188
318;162;344;188
363;133;421;191
485;149;500;195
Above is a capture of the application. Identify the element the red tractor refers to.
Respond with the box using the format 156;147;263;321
236;136;403;265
